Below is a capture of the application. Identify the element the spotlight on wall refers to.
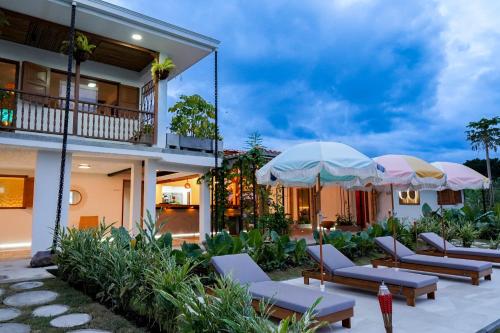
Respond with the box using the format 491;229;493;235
87;82;96;88
78;163;91;169
132;33;142;41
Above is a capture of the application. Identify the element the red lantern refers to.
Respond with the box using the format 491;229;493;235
378;282;393;333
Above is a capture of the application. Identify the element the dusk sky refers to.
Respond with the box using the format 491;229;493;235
110;0;499;162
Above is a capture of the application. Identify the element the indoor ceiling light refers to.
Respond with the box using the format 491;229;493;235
78;163;91;169
87;82;96;88
132;33;142;41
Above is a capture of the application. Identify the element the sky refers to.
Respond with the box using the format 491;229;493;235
110;0;499;163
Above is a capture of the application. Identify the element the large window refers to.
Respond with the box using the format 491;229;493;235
437;190;462;205
0;176;33;209
50;71;119;108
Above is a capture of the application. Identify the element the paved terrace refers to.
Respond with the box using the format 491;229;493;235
285;265;500;333
1;261;499;332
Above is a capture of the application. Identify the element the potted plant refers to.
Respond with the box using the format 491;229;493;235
130;124;154;145
151;58;175;82
60;32;96;63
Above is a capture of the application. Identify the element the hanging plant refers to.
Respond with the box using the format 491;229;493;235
60;32;96;63
151;58;175;82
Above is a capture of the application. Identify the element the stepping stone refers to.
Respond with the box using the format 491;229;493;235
0;323;30;333
0;308;21;321
4;290;58;307
33;304;69;317
50;313;91;328
67;328;113;333
10;281;44;290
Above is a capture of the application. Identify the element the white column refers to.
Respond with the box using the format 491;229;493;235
32;150;72;255
143;159;158;226
199;178;211;243
156;53;169;148
129;160;142;234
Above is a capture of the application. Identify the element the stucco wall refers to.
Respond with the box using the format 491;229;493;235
376;188;464;223
0;169;127;250
68;172;127;228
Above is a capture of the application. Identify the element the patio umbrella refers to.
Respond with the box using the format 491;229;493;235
373;155;446;266
257;141;382;290
431;162;490;255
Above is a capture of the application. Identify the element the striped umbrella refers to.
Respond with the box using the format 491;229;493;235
431;161;490;255
373;155;446;265
257;141;382;290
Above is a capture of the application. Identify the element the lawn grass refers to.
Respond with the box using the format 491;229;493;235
0;278;146;333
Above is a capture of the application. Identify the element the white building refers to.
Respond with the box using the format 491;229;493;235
0;0;220;259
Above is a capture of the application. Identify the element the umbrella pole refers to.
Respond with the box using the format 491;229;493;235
390;185;398;267
317;174;324;291
440;203;447;257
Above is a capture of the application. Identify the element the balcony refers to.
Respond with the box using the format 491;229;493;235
0;88;155;144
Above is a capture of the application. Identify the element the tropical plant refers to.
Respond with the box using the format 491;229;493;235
151;57;175;81
159;275;325;333
169;94;219;139
60;32;96;62
455;222;479;248
335;213;355;226
466;117;500;207
259;203;292;235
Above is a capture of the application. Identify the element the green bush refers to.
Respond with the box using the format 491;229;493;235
56;215;322;333
258;204;292;236
456;222;479;248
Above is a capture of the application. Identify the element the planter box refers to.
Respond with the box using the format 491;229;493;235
166;133;223;153
129;133;153;146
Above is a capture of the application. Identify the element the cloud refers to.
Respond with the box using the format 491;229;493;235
107;0;499;163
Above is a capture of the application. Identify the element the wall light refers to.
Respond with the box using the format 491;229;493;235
87;82;96;88
132;33;142;41
78;163;91;169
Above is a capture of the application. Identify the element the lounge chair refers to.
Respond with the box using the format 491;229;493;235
418;232;500;264
303;245;437;306
211;253;355;328
372;236;493;285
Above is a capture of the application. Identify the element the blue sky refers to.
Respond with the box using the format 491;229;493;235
110;0;499;162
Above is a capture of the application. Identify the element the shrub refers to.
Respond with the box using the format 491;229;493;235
456;222;479;248
258;204;292;236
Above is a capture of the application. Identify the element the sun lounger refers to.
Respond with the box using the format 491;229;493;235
303;245;437;306
372;236;493;285
418;232;500;264
211;253;355;328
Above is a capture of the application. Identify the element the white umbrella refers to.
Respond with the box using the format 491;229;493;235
257;141;382;290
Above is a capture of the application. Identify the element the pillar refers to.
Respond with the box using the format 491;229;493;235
155;53;169;148
143;159;158;226
129;160;142;234
199;178;211;243
32;150;72;255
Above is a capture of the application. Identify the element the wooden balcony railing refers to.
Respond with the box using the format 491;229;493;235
0;88;154;144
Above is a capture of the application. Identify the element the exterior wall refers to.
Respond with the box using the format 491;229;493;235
0;168;33;249
68;172;128;228
376;188;464;223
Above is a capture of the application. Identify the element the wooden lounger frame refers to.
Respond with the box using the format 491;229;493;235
252;299;353;328
416;248;500;264
302;268;436;307
371;257;492;286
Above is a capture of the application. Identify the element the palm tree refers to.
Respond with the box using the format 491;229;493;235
466;116;500;207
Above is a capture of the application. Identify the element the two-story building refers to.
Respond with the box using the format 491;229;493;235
0;0;220;258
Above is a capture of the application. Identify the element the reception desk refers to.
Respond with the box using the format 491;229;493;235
156;203;199;235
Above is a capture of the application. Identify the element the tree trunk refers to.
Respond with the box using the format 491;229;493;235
485;146;494;208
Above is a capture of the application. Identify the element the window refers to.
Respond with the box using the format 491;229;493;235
437;190;462;205
398;190;420;205
0;176;33;209
161;186;191;205
0;59;18;127
50;71;119;110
